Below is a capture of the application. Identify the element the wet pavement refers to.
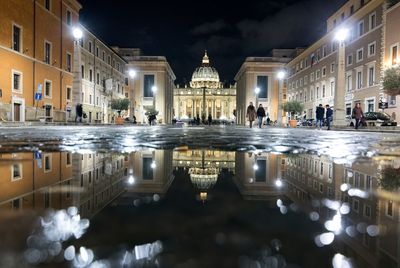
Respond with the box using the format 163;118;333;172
0;126;400;267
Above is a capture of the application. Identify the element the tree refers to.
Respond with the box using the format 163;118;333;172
282;101;304;118
111;98;130;116
383;66;400;96
380;166;400;191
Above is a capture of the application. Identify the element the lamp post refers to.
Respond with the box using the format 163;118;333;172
333;28;349;127
255;87;260;108
72;27;83;122
128;69;136;120
152;85;157;108
277;70;286;126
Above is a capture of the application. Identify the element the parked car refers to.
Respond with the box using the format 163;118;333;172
363;112;397;126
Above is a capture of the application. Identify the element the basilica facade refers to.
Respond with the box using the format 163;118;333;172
173;52;236;122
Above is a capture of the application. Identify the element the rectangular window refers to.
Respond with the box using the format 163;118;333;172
45;0;50;10
368;66;375;86
391;45;398;65
368;42;375;57
369;13;376;30
330;81;335;96
102;51;105;61
96;72;100;85
88;41;92;53
346;103;352;116
357;48;363;62
387;200;393;217
66;153;71;165
89;69;93;82
331;62;335;73
365;205;371;218
366;99;374;112
355;172;360;187
143;74;155;97
357;70;363;89
66;10;72;25
365;175;372;190
322;46;327;57
341;12;345;21
255;159;267;182
322;85;326;98
13;25;21;52
320;162;324;175
142;157;154;180
347;54;353;66
256;76;268;99
44;191;50;208
89;95;92;104
45;80;52;97
44;155;51;172
353;199;359;212
322;67;326;77
44;41;51;64
108;56;111;65
81;65;84;79
66;87;72;101
11;164;22;181
347;74;352;91
316;87;319;99
66;53;72;72
13;71;22;92
350;5;354;14
358;21;364;37
96;47;99;57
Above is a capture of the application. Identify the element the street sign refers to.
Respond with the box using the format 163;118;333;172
35;93;42;100
34;151;42;159
37;84;43;94
36;159;42;169
379;102;388;109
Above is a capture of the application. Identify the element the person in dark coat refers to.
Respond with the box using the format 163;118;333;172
352;102;364;130
316;104;325;129
256;104;266;128
75;104;83;123
325;104;333;130
208;114;212;125
246;102;257;128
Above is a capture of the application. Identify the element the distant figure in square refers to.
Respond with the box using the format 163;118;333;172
325;104;333;130
208;114;212;125
316;104;325;129
352;103;364;130
246;102;256;128
256;104;266;128
75;104;83;123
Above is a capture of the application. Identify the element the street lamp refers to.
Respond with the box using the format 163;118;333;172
255;87;260;107
151;86;157;108
72;27;83;122
333;27;349;127
128;69;136;79
277;70;286;126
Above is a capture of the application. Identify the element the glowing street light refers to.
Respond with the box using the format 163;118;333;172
277;71;286;80
72;28;83;40
128;176;135;184
128;69;136;78
151;161;157;169
151;86;158;93
275;179;283;188
254;87;261;95
334;28;349;42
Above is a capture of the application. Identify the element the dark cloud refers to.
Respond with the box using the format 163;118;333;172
191;20;231;35
78;0;347;83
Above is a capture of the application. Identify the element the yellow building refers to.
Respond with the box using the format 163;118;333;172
174;52;236;122
0;0;81;122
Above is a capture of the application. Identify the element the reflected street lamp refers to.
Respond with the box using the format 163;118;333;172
333;28;349;127
277;70;286;126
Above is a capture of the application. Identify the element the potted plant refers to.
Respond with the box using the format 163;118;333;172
111;98;130;125
145;107;159;125
383;66;400;96
282;101;304;128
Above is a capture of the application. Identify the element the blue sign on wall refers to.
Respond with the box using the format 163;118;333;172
34;151;42;159
35;93;42;101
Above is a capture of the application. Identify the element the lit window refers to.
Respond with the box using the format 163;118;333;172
11;164;22;181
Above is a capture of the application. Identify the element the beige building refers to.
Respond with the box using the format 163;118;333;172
286;0;384;122
174;52;236;122
117;48;176;124
235;49;294;126
0;0;81;122
382;1;400;121
72;26;128;123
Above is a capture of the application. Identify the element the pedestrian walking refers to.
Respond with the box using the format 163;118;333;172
246;102;256;128
256;104;266;128
316;104;325;129
352;103;364;130
75;104;83;123
208;114;212;125
325;104;333;130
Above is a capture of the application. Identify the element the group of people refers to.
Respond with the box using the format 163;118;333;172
315;104;333;130
246;102;271;128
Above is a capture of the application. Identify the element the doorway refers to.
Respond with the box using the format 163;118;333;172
13;103;21;122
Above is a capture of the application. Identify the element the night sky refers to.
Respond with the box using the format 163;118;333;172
78;0;347;84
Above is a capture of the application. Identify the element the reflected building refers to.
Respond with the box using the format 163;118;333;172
0;152;126;219
234;151;285;200
283;154;400;268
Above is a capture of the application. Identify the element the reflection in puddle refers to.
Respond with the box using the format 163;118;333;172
0;149;399;267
